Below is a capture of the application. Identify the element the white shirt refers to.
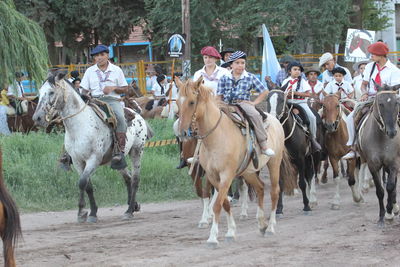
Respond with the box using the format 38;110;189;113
7;81;24;97
151;82;167;97
308;80;324;95
281;77;311;94
324;80;354;98
352;75;364;100
322;65;352;84
363;60;400;96
80;62;128;99
146;75;157;90
193;65;230;94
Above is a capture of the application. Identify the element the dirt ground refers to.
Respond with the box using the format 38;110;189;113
8;172;400;267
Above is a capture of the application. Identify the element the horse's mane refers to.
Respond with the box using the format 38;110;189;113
181;79;215;103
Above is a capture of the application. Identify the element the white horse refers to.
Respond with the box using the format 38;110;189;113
33;71;148;222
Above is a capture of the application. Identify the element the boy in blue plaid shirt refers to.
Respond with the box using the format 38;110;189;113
217;51;275;157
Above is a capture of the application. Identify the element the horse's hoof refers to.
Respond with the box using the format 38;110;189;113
303;210;312;216
134;202;141;212
362;188;369;194
122;213;134;221
310;201;318;208
224;236;236;243
77;211;88;223
385;212;395;220
206;241;218;249
87;216;98;223
321;177;328;184
275;213;283;219
331;204;340;210
377;220;385;228
259;226;267;235
198;222;209;229
393;204;399;215
265;230;275;236
239;214;248;220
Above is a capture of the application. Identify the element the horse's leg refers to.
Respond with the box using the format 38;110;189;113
207;172;233;247
0;202;16;267
124;146;144;218
276;176;284;216
321;160;329;184
244;172;267;235
85;180;98;223
266;158;281;234
348;158;363;203
360;163;370;193
340;159;347;178
199;175;212;228
385;167;398;220
370;168;385;227
330;156;341;210
74;161;92;223
298;161;311;213
239;178;249;220
222;197;236;242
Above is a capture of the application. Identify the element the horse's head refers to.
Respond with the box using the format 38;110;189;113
321;91;342;133
349;35;360;53
265;89;286;119
373;81;400;138
175;76;213;136
32;70;71;127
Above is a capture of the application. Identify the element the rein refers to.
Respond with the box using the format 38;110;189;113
323;94;343;132
373;90;399;133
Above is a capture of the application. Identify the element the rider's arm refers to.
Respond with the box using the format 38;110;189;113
253;90;269;105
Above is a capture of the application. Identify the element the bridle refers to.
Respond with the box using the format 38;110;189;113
373;90;399;133
323;94;342;132
44;80;87;124
268;89;296;140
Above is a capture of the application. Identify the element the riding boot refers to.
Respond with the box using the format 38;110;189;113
111;132;127;170
176;138;187;169
310;137;322;152
59;151;72;172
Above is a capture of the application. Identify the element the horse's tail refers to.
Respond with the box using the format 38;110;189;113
0;148;22;259
280;148;297;196
145;120;154;140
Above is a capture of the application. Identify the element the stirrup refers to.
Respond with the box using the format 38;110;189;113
262;148;275;157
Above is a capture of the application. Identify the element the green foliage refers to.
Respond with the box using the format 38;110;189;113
362;0;393;31
0;0;48;86
0;119;195;212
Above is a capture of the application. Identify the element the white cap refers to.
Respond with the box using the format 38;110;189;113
319;52;334;68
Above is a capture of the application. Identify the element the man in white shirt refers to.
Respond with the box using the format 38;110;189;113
80;44;129;169
352;60;369;100
306;69;324;99
343;42;400;159
319;52;352;86
323;67;354;99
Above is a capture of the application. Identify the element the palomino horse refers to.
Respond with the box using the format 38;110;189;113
176;77;296;247
266;89;320;214
33;71;148;222
356;84;400;226
321;92;362;209
0;149;21;267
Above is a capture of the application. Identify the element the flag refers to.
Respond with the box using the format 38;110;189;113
261;24;281;86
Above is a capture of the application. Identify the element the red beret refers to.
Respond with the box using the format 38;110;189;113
200;46;221;59
367;42;389;56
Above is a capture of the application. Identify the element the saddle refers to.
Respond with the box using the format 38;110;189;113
7;100;28;116
355;102;373;132
88;99;136;129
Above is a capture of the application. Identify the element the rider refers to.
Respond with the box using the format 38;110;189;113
282;61;322;151
322;67;354;99
305;69;324;100
80;44;129;169
217;51;275;157
319;52;352;87
342;42;400;159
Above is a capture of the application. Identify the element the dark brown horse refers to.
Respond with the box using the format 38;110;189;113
356;84;400;226
7;98;38;133
0;148;22;267
349;34;371;55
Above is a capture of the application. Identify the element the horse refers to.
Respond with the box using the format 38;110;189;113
355;83;400;226
32;71;148;222
321;92;362;209
176;77;296;247
266;89;320;214
7;97;38;133
348;34;371;56
0;148;22;267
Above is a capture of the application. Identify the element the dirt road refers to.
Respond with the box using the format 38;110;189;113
8;176;400;266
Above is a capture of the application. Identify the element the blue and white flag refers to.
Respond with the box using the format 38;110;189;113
261;24;281;86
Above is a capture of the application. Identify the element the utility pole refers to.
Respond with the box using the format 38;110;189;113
182;0;191;78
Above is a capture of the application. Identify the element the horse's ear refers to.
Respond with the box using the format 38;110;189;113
174;76;184;90
372;79;384;92
195;76;204;89
389;83;400;93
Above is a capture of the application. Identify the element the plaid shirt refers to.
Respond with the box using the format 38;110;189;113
275;69;288;87
217;70;266;103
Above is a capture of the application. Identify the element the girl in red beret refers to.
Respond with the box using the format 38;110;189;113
193;46;230;94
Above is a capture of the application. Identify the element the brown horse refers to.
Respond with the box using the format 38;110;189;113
0;149;22;267
176;77;296;247
7;98;38;133
348;34;371;55
321;92;361;209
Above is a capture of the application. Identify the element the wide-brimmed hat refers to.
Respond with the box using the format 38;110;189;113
220;48;235;59
368;42;389;56
305;69;321;76
226;51;247;63
200;46;221;59
90;44;109;56
352;60;370;71
279;55;295;64
319;52;334;67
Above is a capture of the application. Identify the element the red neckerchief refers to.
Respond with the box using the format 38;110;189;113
308;80;317;94
374;64;386;90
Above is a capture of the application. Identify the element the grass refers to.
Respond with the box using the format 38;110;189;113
0;119;196;212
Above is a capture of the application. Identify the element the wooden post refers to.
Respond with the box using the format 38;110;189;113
182;0;191;78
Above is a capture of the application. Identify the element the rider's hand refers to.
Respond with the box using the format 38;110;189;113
103;86;116;94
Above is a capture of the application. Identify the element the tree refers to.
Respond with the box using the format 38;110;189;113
0;0;48;86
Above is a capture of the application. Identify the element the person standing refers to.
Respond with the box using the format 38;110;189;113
352;60;369;100
0;87;11;135
7;72;26;115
